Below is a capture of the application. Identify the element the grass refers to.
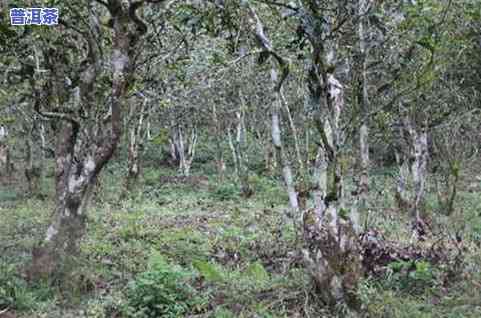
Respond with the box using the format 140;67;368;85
1;164;481;317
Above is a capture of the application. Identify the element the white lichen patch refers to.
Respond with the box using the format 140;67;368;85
85;155;96;173
45;225;58;242
112;49;128;73
68;175;85;193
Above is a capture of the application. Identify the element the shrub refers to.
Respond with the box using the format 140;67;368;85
213;308;236;318
143;168;162;187
386;260;437;294
0;263;36;311
211;183;239;201
124;252;196;318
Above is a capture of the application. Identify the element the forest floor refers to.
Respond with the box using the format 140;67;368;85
1;163;481;317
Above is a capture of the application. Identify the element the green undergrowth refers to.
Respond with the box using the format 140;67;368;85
1;166;481;317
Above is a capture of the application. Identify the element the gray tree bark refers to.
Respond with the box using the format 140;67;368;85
244;2;363;309
352;0;371;233
125;96;149;193
245;3;299;210
172;124;197;176
30;0;150;279
394;112;429;236
0;125;10;178
271;69;299;213
212;103;226;181
298;3;363;309
24;125;43;197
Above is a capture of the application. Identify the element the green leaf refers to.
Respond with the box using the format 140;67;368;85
192;260;223;282
151;128;169;145
245;262;269;283
339;208;350;220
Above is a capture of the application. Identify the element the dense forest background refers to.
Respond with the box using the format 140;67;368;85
1;0;481;317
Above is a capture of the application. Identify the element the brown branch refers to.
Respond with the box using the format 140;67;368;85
246;5;289;92
30;79;80;129
129;1;148;35
254;0;298;11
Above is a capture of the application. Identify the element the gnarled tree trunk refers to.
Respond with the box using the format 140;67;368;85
30;0;147;279
394;113;429;236
42;123;96;270
303;70;362;309
298;5;362;309
408;120;429;235
245;3;362;309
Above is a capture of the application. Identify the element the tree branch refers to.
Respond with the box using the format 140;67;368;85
93;0;109;8
245;5;290;92
254;0;298;12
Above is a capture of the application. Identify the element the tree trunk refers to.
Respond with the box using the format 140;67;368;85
353;0;371;232
31;123;97;279
177;126;187;174
31;0;142;279
408;122;429;235
168;136;178;166
299;8;362;309
187;127;198;175
281;91;304;173
216;150;226;182
125;97;148;193
172;125;197;176
395;151;411;210
433;134;462;216
394;114;430;236
236;109;252;197
264;141;274;174
227;127;238;176
126;127;141;190
212;103;226;182
270;69;299;213
435;161;459;216
25;133;41;196
24;121;45;197
302;72;362;309
245;2;362;308
0;125;10;178
228;94;253;197
254;127;274;175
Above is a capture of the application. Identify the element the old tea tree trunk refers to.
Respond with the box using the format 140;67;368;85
302;73;363;310
393;111;430;237
298;2;363;310
30;1;150;280
245;2;362;310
